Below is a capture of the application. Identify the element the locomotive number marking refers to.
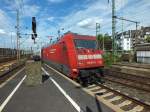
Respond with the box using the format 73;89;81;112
49;49;56;53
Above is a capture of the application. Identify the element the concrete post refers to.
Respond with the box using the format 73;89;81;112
25;60;42;86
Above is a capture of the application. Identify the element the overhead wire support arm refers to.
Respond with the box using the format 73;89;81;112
114;16;140;30
114;16;140;49
114;16;140;24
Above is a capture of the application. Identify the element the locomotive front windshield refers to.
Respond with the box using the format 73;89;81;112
74;39;96;49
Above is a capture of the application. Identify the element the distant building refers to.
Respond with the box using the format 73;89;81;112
116;26;150;51
116;30;132;51
136;43;150;64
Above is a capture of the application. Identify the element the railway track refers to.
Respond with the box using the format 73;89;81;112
0;61;25;85
84;83;150;112
113;63;150;69
0;56;16;63
44;64;150;112
107;70;150;84
104;69;150;93
0;60;17;72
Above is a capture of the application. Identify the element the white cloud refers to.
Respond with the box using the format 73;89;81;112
77;17;103;29
0;1;41;48
23;5;40;17
116;0;150;32
1;0;150;49
0;9;17;48
0;29;6;34
47;0;64;3
0;9;15;38
3;0;40;17
4;0;29;10
0;9;12;29
57;0;150;36
116;0;128;11
8;32;16;36
57;0;110;35
47;17;54;22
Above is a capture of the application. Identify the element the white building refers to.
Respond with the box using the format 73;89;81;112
117;30;132;51
120;35;131;51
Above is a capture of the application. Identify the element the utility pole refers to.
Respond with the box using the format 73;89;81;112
121;17;124;53
16;9;20;61
96;23;101;49
10;32;13;49
108;0;116;61
112;0;116;57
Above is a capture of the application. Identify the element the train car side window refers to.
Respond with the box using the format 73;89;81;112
74;39;96;49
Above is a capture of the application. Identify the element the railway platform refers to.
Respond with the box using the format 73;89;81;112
0;64;114;112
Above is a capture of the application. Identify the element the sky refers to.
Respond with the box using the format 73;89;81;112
0;0;150;50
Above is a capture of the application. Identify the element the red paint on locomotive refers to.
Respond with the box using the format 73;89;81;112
42;32;104;80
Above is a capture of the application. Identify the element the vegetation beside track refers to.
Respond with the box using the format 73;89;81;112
102;52;121;67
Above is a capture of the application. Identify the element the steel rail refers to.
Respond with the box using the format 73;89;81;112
96;82;150;110
103;77;150;93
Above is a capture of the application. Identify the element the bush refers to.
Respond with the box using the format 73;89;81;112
103;52;121;67
145;36;150;43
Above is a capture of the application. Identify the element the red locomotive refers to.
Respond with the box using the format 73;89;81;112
42;32;104;85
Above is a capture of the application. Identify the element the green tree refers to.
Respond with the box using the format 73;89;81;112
145;36;150;43
96;34;112;50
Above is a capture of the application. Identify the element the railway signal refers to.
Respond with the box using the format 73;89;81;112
32;17;37;43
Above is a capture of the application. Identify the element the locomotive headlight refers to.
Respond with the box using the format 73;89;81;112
72;69;78;72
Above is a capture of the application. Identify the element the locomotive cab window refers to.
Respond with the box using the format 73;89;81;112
74;39;96;49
